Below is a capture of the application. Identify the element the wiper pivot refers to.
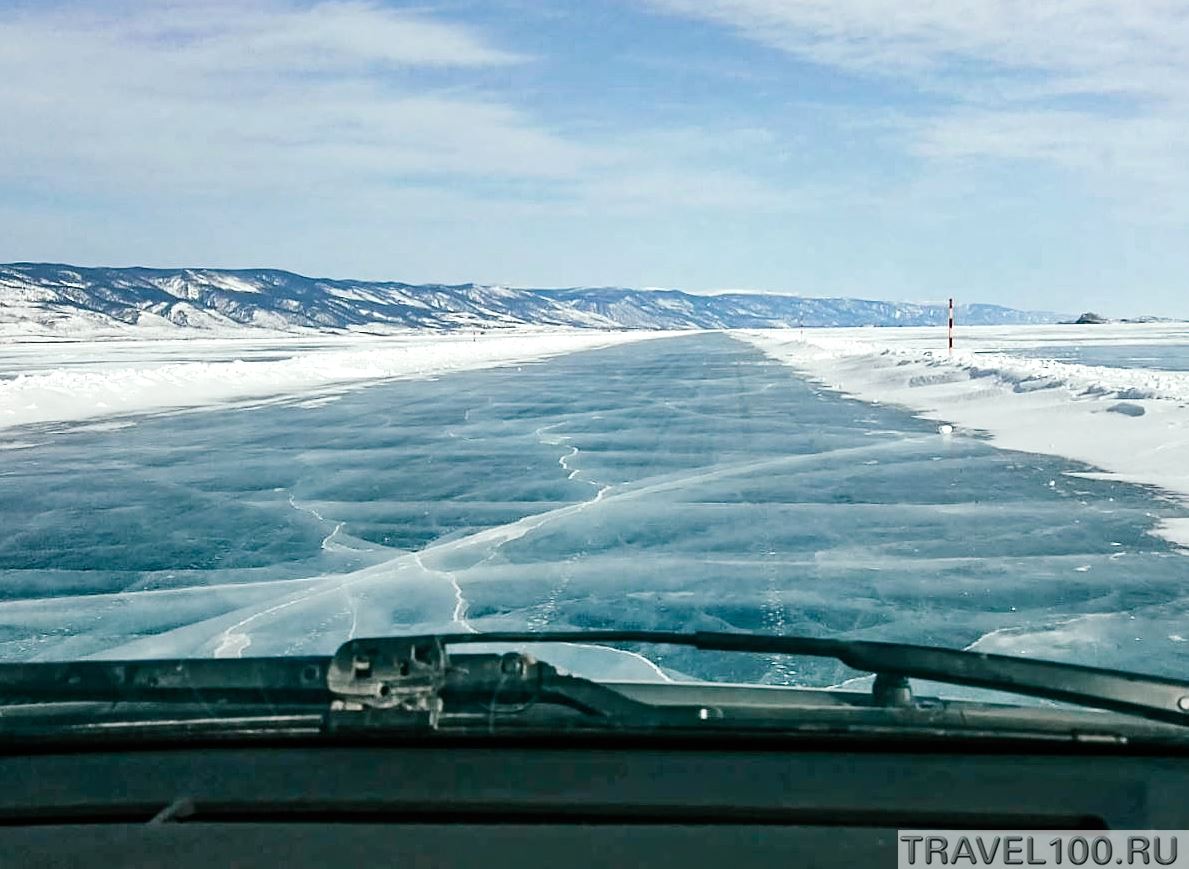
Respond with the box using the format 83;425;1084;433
325;637;706;731
327;636;448;727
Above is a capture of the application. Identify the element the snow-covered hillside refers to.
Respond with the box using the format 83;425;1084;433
0;264;610;337
538;288;1058;330
0;263;1062;337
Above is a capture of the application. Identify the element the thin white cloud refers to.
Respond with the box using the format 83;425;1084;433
645;0;1189;187
197;1;525;70
913;110;1185;173
24;0;526;71
646;0;1189;96
0;0;597;193
0;0;793;223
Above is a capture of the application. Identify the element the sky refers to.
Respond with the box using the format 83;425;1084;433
2;0;1189;316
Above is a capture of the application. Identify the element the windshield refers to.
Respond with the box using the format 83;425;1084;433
1;2;1187;709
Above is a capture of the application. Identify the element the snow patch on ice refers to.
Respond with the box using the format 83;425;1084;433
1153;517;1189;550
0;331;673;431
735;326;1189;514
964;602;1189;679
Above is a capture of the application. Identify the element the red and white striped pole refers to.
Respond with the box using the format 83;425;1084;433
948;297;954;353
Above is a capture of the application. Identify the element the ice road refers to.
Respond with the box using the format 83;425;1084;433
1;332;1186;686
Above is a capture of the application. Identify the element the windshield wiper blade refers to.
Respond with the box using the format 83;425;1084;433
3;630;1188;732
0;656;331;706
0;645;703;737
348;630;1189;727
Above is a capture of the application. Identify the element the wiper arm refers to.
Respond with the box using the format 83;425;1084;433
339;630;1189;727
0;656;331;706
2;630;1187;732
0;644;704;736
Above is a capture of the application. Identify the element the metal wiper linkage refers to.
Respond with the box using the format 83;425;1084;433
325;635;706;730
326;630;1189;728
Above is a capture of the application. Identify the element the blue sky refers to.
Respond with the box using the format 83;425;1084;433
2;0;1188;316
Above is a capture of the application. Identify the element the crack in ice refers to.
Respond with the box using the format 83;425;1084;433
98;437;920;662
286;493;346;551
413;551;475;633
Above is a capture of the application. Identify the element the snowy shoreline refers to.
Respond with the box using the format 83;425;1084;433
0;330;677;432
735;324;1189;549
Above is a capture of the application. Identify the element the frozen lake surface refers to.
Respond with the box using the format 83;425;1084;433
989;343;1189;371
1;332;1187;686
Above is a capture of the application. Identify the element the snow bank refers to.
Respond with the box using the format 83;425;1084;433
735;325;1189;548
0;331;671;431
782;322;1189;352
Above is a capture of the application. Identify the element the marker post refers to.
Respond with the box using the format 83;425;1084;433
948;297;954;353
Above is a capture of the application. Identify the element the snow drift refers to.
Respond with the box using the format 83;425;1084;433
736;324;1189;547
0;331;670;431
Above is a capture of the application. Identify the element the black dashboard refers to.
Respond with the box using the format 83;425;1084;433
1;736;1184;867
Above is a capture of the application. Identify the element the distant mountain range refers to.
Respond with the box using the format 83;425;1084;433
0;263;1064;337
